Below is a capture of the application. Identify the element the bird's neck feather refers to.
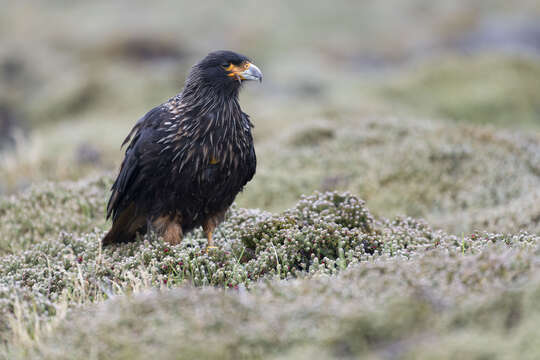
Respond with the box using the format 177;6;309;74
177;80;242;121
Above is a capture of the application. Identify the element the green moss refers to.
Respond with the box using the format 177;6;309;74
239;117;540;234
0;177;110;254
379;56;540;128
1;189;539;359
3;233;539;359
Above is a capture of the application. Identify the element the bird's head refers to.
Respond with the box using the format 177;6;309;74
186;50;263;96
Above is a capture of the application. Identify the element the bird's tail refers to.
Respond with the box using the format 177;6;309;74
102;204;146;246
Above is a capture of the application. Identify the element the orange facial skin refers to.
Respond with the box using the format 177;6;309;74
224;61;251;80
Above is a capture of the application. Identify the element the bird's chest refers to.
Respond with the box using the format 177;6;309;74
164;110;255;204
198;138;252;188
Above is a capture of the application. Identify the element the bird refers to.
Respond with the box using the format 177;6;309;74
103;50;262;249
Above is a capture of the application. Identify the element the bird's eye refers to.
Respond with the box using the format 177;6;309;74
221;62;230;68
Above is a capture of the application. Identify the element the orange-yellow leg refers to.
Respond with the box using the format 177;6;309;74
206;230;217;253
203;211;227;253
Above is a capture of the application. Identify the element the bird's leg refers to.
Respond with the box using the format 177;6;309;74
207;230;215;247
203;224;217;253
203;220;218;252
164;222;183;245
203;210;227;253
152;215;183;245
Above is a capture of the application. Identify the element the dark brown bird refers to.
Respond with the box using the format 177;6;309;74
103;50;262;249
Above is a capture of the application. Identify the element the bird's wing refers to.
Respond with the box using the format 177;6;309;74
106;105;171;220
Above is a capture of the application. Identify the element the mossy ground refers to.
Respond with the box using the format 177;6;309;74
1;0;540;359
1;188;540;359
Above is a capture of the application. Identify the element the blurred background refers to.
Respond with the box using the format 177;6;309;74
1;0;540;233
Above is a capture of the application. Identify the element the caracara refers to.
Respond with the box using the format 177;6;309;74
103;50;262;249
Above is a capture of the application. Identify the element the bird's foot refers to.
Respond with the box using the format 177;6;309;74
206;245;218;254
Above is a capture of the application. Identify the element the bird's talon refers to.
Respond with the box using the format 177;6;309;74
206;246;218;253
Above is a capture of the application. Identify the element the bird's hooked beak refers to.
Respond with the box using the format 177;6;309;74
226;62;263;83
240;62;263;82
